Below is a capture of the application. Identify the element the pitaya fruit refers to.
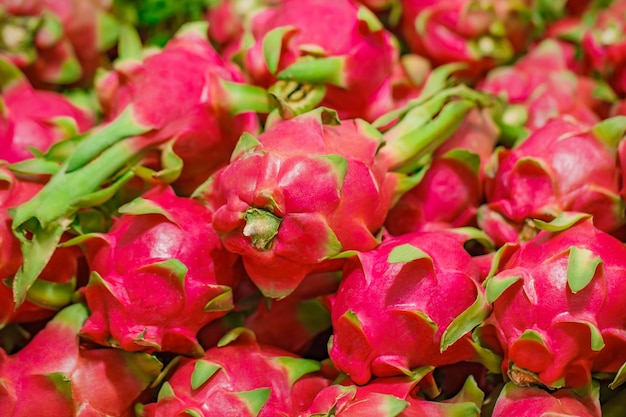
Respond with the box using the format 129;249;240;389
579;0;626;96
477;214;626;389
479;39;606;138
0;166;80;327
0;303;163;417
96;22;263;196
398;0;553;80
0;0;119;87
478;116;626;247
384;107;499;235
139;328;330;417
0;57;94;164
491;382;601;417
242;0;400;121
298;374;485;416
197;81;488;299
71;185;241;356
8;21;269;307
328;228;498;387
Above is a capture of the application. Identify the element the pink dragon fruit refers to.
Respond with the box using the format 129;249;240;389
384;107;499;235
0;303;162;417
96;22;262;196
328;228;498;387
479;39;605;136
74;185;242;356
491;382;601;417
196;77;491;298
579;0;626;96
477;214;626;389
478;115;625;247
398;0;546;81
299;374;484;416
0;0;119;87
242;0;399;121
0;166;80;327
0;57;94;164
139;328;330;417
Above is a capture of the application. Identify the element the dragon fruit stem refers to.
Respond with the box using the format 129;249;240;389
220;80;273;116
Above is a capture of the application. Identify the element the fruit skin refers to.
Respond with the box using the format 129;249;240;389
201;108;402;299
243;0;399;121
478;215;626;390
328;228;494;386
140;328;330;417
478;116;625;247
78;185;241;356
384;108;498;235
0;167;80;327
0;57;94;163
96;22;260;195
0;0;118;87
0;303;162;417
491;382;601;417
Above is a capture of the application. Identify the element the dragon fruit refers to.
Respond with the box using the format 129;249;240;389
139;328;330;417
328;228;498;387
478;116;626;247
491;382;601;417
0;303;162;417
242;0;399;121
479;39;604;137
578;0;626;96
0;0;119;87
299;373;484;416
70;185;242;356
398;0;548;80
0;57;94;164
384;107;499;235
477;214;626;389
0;166;80;327
96;22;263;196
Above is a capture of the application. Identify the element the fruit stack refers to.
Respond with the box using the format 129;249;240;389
2;0;626;415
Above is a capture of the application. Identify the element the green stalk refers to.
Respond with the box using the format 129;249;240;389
379;99;477;173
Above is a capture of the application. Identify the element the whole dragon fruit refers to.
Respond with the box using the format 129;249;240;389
75;185;242;356
196;78;491;299
0;303;162;417
328;228;497;386
478;116;626;247
479;39;604;136
0;57;94;164
490;382;601;417
384;107;499;235
242;0;399;121
398;0;549;80
96;22;262;196
477;214;626;389
298;374;484;416
0;166;80;327
0;0;119;87
139;328;330;417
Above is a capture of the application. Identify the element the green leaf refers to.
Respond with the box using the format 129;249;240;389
235;388;271;417
203;286;234;312
262;26;297;74
191;360;221;390
609;361;626;389
485;274;521;303
387;244;431;264
593;115;626;149
230;132;261;162
277;56;347;88
272;356;321;385
118;197;176;222
533;212;591;232
567;246;602;293
441;289;491;352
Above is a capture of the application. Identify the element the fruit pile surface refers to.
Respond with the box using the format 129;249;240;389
2;0;626;415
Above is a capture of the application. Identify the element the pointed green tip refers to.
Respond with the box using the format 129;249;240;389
272;356;321;385
191;360;221;390
593;115;626;149
174;21;209;40
235;388;271;416
277;56;347;88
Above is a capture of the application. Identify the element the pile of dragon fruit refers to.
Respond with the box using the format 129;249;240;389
4;0;626;415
